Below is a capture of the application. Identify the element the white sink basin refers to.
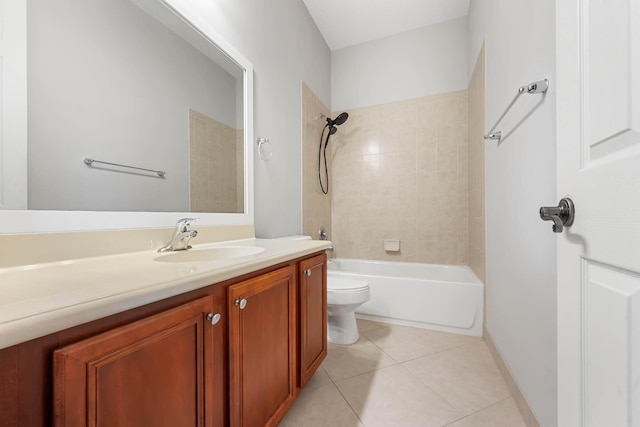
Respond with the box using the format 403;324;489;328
155;246;265;263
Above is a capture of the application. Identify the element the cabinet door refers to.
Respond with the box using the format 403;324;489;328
228;266;297;427
299;253;327;387
53;296;219;427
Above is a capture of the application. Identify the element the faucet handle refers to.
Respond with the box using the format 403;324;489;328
176;217;198;231
177;217;198;224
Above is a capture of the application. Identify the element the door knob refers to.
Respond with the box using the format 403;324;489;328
539;197;575;233
234;298;247;309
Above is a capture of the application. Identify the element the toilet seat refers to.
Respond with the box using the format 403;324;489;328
327;277;369;292
327;277;370;308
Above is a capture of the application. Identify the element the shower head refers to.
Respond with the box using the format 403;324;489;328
318;113;349;195
326;112;349;127
321;111;348;149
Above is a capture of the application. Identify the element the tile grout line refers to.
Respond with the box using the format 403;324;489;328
444;395;516;426
394;362;467;425
394;338;511;422
325;334;400;383
331;379;368;427
399;351;515;425
320;322;522;427
361;327;484;365
322;358;368;427
325;325;395;426
326;337;473;426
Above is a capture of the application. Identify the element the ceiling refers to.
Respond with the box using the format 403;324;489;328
302;0;471;51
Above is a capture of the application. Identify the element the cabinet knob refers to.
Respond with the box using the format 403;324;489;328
234;298;248;309
304;269;312;276
206;312;221;325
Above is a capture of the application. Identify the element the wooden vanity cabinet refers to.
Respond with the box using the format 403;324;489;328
227;265;297;427
53;295;225;427
298;253;327;388
1;252;327;427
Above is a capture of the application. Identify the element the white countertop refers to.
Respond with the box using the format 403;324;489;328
0;238;330;350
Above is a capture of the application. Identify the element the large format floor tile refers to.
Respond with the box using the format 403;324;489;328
444;419;476;427
303;366;333;390
321;336;396;382
278;321;526;427
278;383;364;427
462;398;527;427
402;340;511;415
336;364;463;427
363;323;481;362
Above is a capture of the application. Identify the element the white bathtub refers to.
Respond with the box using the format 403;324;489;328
327;258;484;336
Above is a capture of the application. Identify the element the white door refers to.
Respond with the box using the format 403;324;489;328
556;0;640;426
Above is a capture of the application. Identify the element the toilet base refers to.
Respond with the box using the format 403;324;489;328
327;311;360;345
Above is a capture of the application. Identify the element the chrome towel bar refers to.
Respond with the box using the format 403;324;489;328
484;78;549;142
83;158;166;177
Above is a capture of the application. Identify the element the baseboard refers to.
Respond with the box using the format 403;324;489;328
483;325;541;427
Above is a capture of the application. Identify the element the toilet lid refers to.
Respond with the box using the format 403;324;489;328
327;277;369;291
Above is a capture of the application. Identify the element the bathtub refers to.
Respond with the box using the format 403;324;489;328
327;258;483;336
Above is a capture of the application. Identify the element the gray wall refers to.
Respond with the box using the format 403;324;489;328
468;1;557;425
331;17;468;111
28;0;238;212
183;0;331;238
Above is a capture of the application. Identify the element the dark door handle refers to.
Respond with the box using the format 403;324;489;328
540;197;575;233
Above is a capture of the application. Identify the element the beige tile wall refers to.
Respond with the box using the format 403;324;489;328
189;109;242;213
468;45;486;282
330;91;469;264
302;83;332;239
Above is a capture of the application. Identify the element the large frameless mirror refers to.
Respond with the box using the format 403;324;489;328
0;0;254;232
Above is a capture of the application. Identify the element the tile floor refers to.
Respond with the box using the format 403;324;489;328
279;319;526;427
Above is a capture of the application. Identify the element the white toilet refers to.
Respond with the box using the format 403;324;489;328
327;276;370;345
275;235;370;345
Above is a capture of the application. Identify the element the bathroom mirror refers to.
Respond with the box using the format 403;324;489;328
0;0;254;232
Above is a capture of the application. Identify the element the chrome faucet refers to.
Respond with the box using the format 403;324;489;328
318;226;328;241
158;218;199;252
318;226;334;252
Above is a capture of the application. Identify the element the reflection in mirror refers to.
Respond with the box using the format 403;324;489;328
26;0;245;213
